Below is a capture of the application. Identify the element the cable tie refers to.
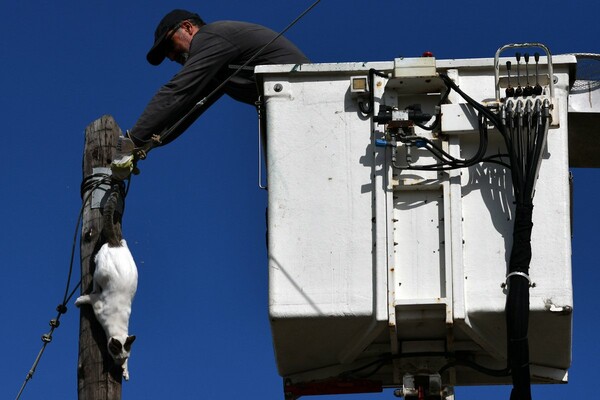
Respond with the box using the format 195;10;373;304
56;304;67;314
506;271;530;283
503;271;536;288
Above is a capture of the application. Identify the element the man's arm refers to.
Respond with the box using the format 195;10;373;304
129;31;239;145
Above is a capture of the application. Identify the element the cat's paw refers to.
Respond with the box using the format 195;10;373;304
74;295;88;307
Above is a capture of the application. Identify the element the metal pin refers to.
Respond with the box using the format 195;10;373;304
515;53;523;97
506;61;515;98
524;53;533;96
534;52;543;95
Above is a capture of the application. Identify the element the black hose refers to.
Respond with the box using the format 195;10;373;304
358;68;390;115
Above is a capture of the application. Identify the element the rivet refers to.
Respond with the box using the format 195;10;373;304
84;228;94;242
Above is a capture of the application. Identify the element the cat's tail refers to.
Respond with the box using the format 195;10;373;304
103;191;123;247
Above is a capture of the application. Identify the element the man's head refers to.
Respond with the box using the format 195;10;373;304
146;9;204;66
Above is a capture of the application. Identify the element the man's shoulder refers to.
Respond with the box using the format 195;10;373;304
199;20;273;38
189;21;260;57
201;20;265;33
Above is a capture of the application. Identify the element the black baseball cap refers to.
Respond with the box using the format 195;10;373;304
146;9;203;66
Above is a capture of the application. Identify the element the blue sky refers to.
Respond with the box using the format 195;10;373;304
3;1;599;399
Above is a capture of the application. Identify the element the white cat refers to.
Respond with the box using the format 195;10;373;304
75;192;138;380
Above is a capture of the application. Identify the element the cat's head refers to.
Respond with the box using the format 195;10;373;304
107;335;136;365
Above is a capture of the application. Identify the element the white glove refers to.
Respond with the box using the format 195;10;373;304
111;136;136;180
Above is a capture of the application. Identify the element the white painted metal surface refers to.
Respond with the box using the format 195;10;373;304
258;54;577;389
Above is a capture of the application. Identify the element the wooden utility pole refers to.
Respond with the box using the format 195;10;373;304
78;115;122;400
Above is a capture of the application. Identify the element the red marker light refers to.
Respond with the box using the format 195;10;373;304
422;51;434;57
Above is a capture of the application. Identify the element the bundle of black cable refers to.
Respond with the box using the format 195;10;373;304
502;98;549;400
422;75;550;400
506;202;534;400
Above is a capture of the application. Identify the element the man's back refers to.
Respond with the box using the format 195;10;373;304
130;15;309;145
191;20;310;104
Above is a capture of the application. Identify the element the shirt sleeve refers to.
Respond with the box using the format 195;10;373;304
130;31;240;145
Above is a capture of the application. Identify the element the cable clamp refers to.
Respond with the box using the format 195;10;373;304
502;272;536;288
131;134;161;161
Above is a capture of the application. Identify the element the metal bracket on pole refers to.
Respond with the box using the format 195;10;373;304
90;167;124;214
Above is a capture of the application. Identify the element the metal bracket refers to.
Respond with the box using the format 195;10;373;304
494;42;555;102
90;167;124;214
257;97;268;190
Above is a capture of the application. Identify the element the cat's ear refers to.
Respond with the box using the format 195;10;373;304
108;338;123;355
124;335;136;351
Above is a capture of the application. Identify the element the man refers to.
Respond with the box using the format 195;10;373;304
129;9;310;147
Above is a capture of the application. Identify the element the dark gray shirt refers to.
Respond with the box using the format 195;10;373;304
130;20;309;145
